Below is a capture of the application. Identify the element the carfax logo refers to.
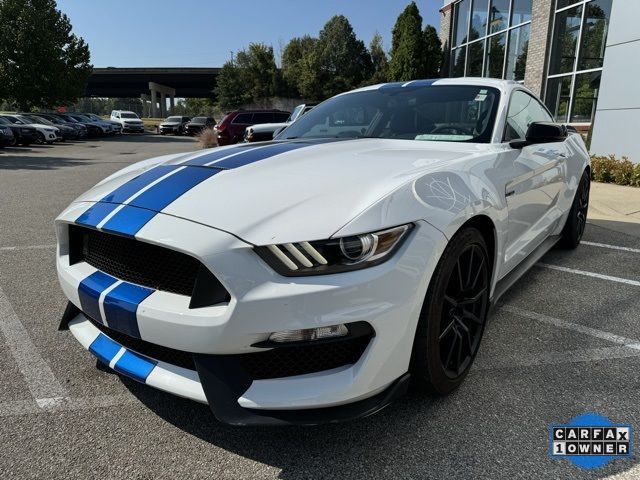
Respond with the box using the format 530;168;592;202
549;413;632;469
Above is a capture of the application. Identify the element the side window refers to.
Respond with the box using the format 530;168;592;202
232;113;253;124
252;112;273;124
275;112;290;122
504;90;553;141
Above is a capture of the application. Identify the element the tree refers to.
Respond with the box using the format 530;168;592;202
368;32;390;85
215;43;282;109
423;25;442;78
281;35;318;96
214;58;248;108
301;15;373;100
235;43;283;99
0;0;92;110
389;2;427;81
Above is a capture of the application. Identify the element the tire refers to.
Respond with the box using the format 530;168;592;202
35;132;45;145
559;170;590;249
410;227;490;395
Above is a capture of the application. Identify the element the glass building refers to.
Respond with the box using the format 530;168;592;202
440;0;613;125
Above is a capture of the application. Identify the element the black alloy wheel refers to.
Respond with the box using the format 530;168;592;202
559;170;590;249
410;227;490;394
439;244;488;378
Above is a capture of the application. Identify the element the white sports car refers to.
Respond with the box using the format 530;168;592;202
56;78;590;425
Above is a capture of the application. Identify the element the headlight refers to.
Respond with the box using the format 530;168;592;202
255;224;412;276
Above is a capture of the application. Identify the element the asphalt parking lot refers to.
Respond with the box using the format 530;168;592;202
1;136;639;479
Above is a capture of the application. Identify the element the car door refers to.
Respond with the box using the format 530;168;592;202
502;90;569;272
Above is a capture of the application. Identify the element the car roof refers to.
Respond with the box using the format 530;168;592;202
349;77;526;95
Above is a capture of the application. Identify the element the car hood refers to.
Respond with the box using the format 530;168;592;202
122;118;143;123
248;122;288;132
74;139;484;245
160;122;180;127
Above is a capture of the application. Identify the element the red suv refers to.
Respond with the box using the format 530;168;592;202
215;109;290;146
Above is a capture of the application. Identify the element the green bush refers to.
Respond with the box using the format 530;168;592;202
591;155;640;187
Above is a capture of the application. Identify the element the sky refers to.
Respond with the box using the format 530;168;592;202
56;0;441;68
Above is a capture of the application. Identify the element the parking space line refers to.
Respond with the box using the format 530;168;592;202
0;244;55;252
582;241;640;254
0;394;138;418
0;284;68;401
537;263;640;287
502;305;640;348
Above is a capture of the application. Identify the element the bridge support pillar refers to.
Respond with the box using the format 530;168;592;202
150;89;158;118
149;82;175;119
169;95;175;114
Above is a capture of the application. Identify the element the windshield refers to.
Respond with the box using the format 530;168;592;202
165;116;182;122
0;117;10;125
287;105;305;123
121;112;139;119
71;114;90;122
31;115;55;126
278;85;500;143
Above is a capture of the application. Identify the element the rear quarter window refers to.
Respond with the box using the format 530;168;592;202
232;113;253;124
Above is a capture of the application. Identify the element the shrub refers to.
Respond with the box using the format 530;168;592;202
590;154;640;187
196;127;217;149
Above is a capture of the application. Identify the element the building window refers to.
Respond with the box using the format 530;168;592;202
545;0;612;124
505;24;530;81
485;33;506;78
449;0;532;79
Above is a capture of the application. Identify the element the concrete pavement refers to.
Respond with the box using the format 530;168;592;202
588;182;640;237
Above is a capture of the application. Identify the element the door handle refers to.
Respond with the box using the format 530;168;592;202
505;190;515;197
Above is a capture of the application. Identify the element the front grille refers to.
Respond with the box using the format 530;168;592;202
87;315;197;370
241;336;372;380
69;225;230;308
70;225;199;296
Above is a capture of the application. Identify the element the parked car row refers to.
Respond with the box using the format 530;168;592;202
0;110;135;148
157;116;217;136
153;106;313;146
243;104;316;143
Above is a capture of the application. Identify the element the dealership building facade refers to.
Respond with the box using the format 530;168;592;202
439;0;639;162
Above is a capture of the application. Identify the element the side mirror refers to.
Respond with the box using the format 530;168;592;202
510;122;568;148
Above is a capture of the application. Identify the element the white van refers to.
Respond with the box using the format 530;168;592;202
110;110;145;133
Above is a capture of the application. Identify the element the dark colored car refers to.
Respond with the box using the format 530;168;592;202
0;123;15;147
159;116;191;135
215;109;290;146
37;113;88;139
55;113;103;138
184;116;216;136
0;116;37;146
21;114;78;141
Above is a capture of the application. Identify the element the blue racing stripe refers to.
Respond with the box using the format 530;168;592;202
76;202;121;228
100;205;157;237
113;350;157;382
103;282;154;338
100;167;219;237
378;79;437;90
182;144;261;166
128;166;219;212
88;333;121;365
213;142;310;169
78;271;118;322
101;165;179;203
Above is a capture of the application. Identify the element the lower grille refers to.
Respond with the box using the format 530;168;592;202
87;316;197;371
241;336;372;380
86;315;371;380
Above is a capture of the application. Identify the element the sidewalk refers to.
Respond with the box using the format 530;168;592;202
588;182;640;238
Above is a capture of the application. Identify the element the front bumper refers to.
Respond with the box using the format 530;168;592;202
56;204;445;424
123;124;144;132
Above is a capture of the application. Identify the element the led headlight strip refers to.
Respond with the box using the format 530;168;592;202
255;224;412;276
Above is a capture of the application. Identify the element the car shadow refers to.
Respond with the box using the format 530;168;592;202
0;154;90;170
120;377;637;479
